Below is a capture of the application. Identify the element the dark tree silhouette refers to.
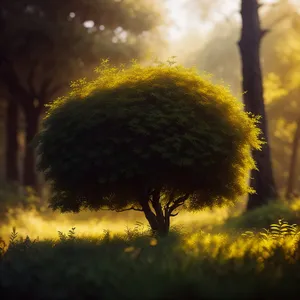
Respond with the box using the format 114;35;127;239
0;7;19;183
5;98;19;182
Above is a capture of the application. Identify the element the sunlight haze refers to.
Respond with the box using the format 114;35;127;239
165;0;295;40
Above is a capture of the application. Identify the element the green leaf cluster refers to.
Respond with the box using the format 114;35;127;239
36;61;262;212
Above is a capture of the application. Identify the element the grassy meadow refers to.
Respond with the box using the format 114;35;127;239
1;186;300;299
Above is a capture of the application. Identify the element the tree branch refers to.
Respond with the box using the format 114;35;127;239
115;206;143;212
165;190;175;210
99;205;143;212
259;1;280;10
170;212;179;217
261;28;270;38
168;193;189;215
263;12;293;34
150;188;164;224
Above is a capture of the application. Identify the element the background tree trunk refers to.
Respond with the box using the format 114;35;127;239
23;108;40;189
239;0;278;211
285;117;300;200
5;99;19;183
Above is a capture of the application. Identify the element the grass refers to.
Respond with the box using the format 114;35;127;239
1;220;300;300
1;190;300;299
219;199;300;234
0;194;232;244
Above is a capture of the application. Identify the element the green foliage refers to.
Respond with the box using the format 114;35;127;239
1;228;300;299
124;221;149;240
268;219;299;239
242;218;300;241
58;227;77;242
9;227;18;245
0;238;6;258
36;61;262;215
223;201;300;232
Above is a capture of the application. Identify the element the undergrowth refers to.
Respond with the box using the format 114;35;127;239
1;196;300;299
220;199;300;233
1;219;300;300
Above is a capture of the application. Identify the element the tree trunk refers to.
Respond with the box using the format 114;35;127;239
139;189;171;236
151;189;169;234
142;209;170;236
285;117;300;200
238;0;278;211
5;99;19;183
144;210;169;236
23;108;40;189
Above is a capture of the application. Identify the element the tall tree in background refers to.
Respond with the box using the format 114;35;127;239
238;0;278;210
0;0;165;189
5;97;19;183
186;1;299;195
0;7;19;183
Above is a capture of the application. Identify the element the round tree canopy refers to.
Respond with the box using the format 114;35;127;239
36;60;262;213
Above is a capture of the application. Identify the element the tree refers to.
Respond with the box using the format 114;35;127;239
238;0;278;210
5;97;19;183
35;61;262;236
0;0;165;188
185;0;299;196
0;3;19;183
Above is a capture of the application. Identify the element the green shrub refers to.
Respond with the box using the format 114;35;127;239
35;60;262;235
223;200;300;232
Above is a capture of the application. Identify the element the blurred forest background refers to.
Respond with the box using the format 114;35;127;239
1;0;300;236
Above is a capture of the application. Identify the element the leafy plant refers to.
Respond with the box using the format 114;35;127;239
265;219;300;239
36;60;262;236
242;218;300;242
68;227;76;240
58;227;76;242
224;201;300;232
125;221;149;240
0;237;6;258
102;229;112;244
9;227;18;245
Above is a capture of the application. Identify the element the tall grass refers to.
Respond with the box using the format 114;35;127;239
1;187;300;299
1;219;300;300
